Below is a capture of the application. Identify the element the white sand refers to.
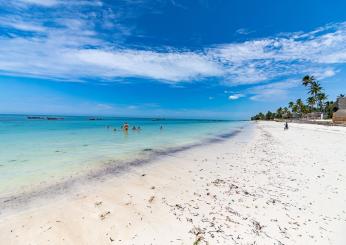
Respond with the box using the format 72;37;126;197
1;121;346;245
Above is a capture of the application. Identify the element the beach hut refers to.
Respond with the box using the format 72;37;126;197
302;112;323;120
290;112;300;119
333;97;346;124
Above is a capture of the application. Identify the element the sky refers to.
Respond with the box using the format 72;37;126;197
0;0;346;119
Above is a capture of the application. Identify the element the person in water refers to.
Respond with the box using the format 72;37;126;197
132;126;137;130
123;122;129;131
160;125;163;130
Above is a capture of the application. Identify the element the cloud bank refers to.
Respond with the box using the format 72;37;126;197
0;1;345;87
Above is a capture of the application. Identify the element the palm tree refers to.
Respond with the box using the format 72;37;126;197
302;75;316;86
282;107;291;118
302;75;326;112
292;104;298;113
296;99;305;116
288;101;297;115
309;81;322;97
265;111;273;120
307;96;316;110
325;101;337;118
288;101;294;109
296;98;303;105
276;107;283;119
317;92;327;111
301;104;310;114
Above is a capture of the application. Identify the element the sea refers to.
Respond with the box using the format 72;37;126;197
0;114;247;197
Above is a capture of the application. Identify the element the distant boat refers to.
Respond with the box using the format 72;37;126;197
47;117;64;120
89;118;104;121
27;116;45;120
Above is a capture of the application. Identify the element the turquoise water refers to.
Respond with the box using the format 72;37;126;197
0;115;246;197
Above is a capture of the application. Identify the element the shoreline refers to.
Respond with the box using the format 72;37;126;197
1;121;346;244
0;127;245;216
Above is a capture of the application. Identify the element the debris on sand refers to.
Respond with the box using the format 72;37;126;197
95;201;103;207
148;196;155;203
190;227;207;245
211;179;226;186
252;220;264;235
175;204;184;210
99;211;111;220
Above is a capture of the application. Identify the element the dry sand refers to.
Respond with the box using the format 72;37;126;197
0;121;346;244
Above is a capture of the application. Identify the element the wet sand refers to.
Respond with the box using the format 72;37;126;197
1;122;346;244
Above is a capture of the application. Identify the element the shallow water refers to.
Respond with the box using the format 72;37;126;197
0;115;247;197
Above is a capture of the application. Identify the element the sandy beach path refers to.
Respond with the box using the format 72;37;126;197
0;122;345;245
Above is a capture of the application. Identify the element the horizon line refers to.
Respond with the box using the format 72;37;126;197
0;113;249;122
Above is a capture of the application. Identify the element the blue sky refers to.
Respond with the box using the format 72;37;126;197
0;0;346;119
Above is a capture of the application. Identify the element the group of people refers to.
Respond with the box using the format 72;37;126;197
121;123;141;131
106;123;164;132
118;122;141;132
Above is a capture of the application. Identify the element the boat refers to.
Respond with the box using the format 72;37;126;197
46;117;64;120
27;116;45;120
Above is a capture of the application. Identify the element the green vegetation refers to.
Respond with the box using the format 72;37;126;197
251;75;340;121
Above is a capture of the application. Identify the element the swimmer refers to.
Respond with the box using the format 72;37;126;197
123;122;129;131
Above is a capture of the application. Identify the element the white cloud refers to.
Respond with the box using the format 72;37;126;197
209;22;346;84
249;89;286;101
74;49;223;82
0;19;46;32
235;28;254;35
304;68;337;79
0;1;223;82
18;0;59;7
318;52;346;64
228;94;244;100
248;79;299;101
321;69;336;78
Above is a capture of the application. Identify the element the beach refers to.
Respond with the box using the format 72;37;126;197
1;121;346;244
